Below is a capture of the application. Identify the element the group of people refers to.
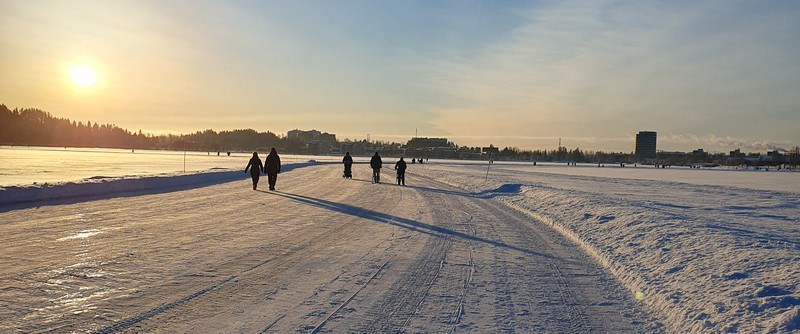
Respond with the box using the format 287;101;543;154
363;151;406;185
344;151;407;185
246;149;410;191
244;148;282;191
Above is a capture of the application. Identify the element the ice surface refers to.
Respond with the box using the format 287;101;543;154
0;146;349;187
419;160;800;333
57;229;102;241
0;163;656;333
0;161;319;209
0;156;797;332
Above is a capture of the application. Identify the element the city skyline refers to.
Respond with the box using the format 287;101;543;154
1;1;799;153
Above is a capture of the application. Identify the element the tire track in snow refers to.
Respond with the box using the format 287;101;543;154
351;181;483;333
90;166;399;333
413;174;642;333
350;193;453;332
482;200;592;332
296;178;408;333
93;219;361;333
309;260;389;334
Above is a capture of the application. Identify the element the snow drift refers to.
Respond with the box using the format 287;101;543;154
415;164;800;333
0;162;318;209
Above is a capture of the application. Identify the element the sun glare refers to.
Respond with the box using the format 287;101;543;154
70;64;97;87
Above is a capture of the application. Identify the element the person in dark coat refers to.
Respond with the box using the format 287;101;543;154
369;151;382;183
342;152;353;178
245;152;264;190
265;147;281;191
394;157;407;185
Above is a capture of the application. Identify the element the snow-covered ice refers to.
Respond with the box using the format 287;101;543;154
0;162;658;333
0;158;797;333
0;145;349;187
420;161;800;333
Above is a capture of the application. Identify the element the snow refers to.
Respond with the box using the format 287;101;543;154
443;160;800;193
419;161;800;333
0;146;352;187
0;162;656;333
1;157;797;332
0;162;316;209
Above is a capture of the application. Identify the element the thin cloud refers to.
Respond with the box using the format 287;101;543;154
422;0;800;151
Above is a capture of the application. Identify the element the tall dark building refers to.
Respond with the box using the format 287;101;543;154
635;131;657;161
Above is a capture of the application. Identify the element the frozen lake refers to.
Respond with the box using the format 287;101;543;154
0;149;798;332
473;160;800;193
1;146;798;193
0;146;345;187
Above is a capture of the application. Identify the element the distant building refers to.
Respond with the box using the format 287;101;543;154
482;145;500;155
320;132;336;143
287;129;335;144
403;137;452;158
286;129;336;154
729;148;746;158
406;137;449;149
635;131;657;162
691;148;706;155
286;129;304;142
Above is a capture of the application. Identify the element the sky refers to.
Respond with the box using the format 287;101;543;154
1;0;798;153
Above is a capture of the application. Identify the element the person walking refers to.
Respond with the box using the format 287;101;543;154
370;151;382;183
245;152;264;190
394;157;407;186
265;147;281;191
342;152;353;178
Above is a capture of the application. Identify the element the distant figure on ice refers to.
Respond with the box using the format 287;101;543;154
342;152;353;178
394;157;407;186
265;148;281;191
370;151;383;183
245;152;264;190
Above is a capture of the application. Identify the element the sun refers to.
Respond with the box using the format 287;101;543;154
70;64;97;87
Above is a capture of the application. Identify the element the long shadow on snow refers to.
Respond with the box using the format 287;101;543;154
404;183;522;199
267;191;554;259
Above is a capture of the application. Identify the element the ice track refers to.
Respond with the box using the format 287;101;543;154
0;164;655;333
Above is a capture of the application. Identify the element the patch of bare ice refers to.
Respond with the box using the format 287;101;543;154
58;229;102;241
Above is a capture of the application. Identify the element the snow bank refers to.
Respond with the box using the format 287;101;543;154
0;162;319;208
416;165;800;333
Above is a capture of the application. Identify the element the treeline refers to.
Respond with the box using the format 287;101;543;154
0;105;156;148
0;104;302;152
489;145;800;167
490;146;634;163
3;104;797;166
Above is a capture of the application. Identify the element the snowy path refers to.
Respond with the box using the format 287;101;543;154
0;164;653;333
419;163;800;333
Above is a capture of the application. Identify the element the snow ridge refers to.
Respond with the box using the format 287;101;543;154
415;166;800;333
0;162;318;209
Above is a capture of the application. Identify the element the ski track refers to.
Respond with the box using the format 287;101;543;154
420;163;800;333
0;164;654;333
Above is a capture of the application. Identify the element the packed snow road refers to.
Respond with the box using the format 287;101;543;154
0;163;655;333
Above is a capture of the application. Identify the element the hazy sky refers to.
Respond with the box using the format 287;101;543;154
1;0;798;152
